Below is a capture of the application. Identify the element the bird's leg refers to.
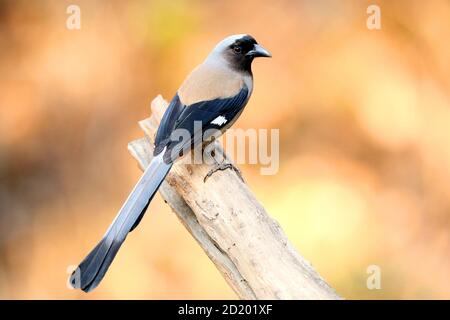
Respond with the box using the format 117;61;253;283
203;140;244;183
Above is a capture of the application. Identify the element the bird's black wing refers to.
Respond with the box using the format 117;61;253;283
154;94;186;156
154;86;249;163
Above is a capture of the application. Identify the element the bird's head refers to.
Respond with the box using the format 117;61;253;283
208;34;271;74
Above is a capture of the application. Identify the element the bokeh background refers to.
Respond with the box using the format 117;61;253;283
1;0;450;299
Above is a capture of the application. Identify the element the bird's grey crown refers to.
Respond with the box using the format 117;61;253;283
211;34;254;53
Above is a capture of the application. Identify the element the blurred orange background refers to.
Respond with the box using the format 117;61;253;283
1;0;450;299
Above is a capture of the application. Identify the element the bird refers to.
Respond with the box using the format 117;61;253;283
69;34;271;292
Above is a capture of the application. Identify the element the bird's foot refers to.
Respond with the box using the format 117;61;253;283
204;162;245;183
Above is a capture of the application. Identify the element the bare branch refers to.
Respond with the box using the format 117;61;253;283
127;95;341;300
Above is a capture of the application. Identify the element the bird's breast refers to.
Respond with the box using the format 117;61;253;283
178;63;252;106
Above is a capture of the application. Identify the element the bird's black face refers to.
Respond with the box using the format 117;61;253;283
225;35;271;74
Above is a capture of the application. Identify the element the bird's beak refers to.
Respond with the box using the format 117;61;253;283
246;44;272;58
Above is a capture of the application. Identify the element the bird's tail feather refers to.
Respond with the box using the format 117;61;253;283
69;152;172;292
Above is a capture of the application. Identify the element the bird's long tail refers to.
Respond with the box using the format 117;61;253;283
69;152;172;292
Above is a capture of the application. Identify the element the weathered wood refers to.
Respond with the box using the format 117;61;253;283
127;95;341;300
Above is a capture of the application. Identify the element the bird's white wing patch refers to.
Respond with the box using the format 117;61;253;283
211;115;227;126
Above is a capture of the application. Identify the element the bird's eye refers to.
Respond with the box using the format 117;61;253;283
233;46;242;54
